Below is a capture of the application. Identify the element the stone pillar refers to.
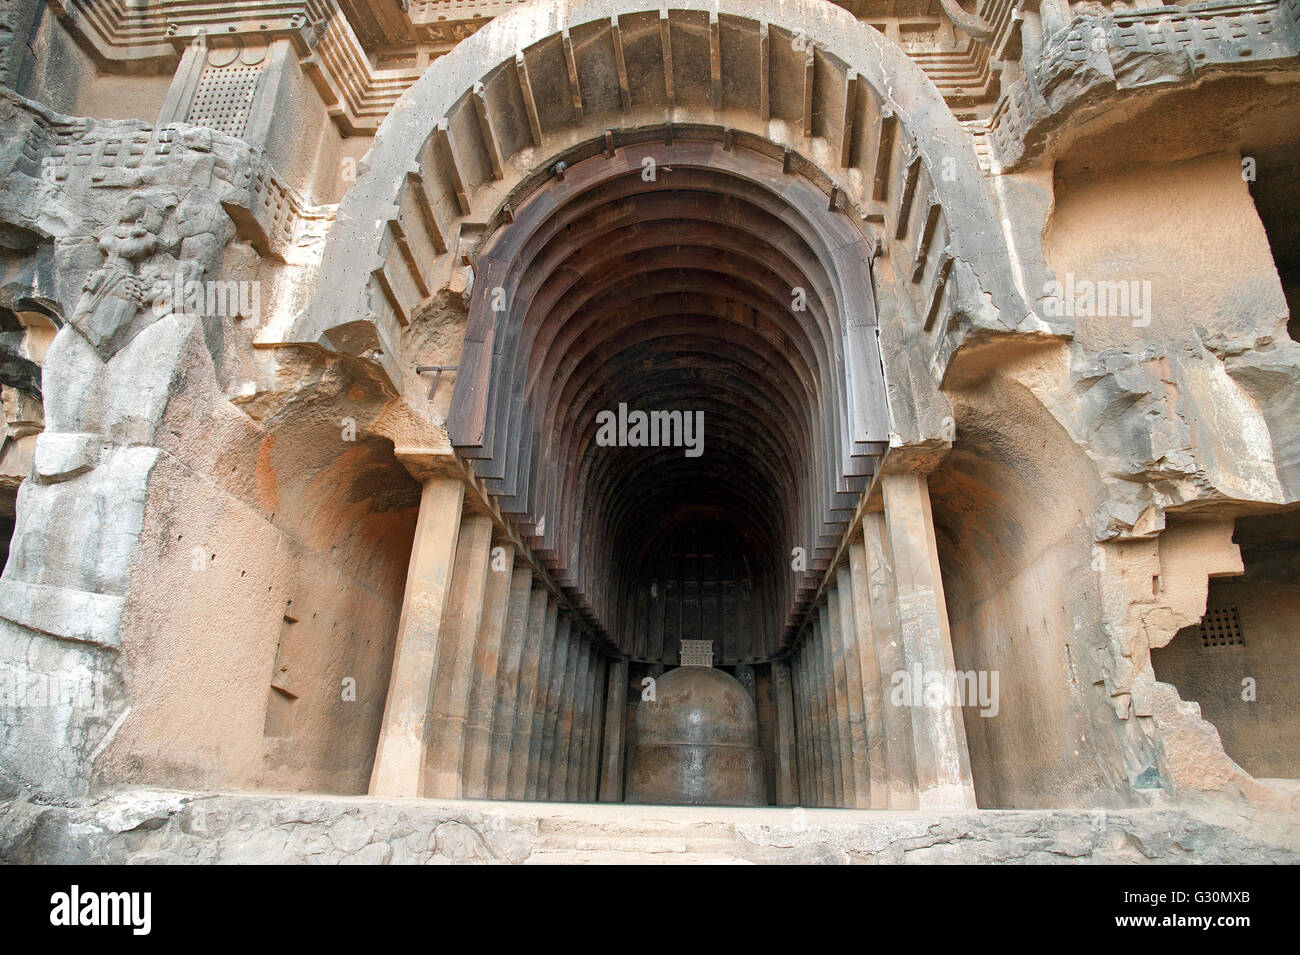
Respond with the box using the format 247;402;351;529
802;639;824;807
580;653;605;800
793;649;815;805
423;512;494;798
772;659;799;806
598;658;629;802
525;598;559;799
369;475;464;797
843;541;890;808
507;586;549;799
812;614;836;806
550;629;581;799
881;472;977;810
830;573;874;808
488;563;534;799
461;541;514;799
572;648;593;801
860;511;919;808
538;614;571;799
857;511;920;810
824;595;856;807
564;643;592;801
789;654;804;803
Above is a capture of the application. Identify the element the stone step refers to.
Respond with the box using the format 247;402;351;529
524;848;751;865
535;817;732;841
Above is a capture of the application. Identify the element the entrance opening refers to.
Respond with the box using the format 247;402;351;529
446;134;890;804
449;135;887;666
297;1;1023;809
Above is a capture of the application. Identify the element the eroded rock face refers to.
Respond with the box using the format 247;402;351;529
627;667;766;807
0;0;1295;842
1;786;1297;865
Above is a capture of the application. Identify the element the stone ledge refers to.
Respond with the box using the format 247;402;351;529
0;579;125;649
1;787;1297;864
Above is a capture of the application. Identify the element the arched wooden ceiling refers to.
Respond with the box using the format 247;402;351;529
448;138;888;660
291;0;1036;656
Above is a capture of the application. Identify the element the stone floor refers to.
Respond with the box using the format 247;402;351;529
3;786;1299;864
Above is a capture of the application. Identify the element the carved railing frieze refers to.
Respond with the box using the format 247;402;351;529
990;0;1300;169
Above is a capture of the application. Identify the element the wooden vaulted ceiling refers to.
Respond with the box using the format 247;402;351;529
448;137;890;662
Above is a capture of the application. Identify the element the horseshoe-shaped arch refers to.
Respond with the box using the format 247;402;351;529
289;0;1030;661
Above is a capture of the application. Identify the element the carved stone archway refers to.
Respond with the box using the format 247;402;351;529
293;0;1034;389
288;0;1038;650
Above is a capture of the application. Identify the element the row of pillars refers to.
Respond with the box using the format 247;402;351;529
369;474;630;802
772;471;978;810
371;469;972;809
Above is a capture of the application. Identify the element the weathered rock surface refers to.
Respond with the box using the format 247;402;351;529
1;786;1296;865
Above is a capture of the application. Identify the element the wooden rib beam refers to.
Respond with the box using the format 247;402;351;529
610;16;631;111
516;52;543;146
660;9;675;109
803;44;816;139
709;12;722;112
471;82;504;181
435;119;471;216
562;27;584;122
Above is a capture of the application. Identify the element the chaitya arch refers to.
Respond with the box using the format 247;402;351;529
289;0;1036;668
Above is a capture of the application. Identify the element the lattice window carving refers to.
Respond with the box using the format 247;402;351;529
680;640;714;667
1200;606;1245;649
187;64;264;137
